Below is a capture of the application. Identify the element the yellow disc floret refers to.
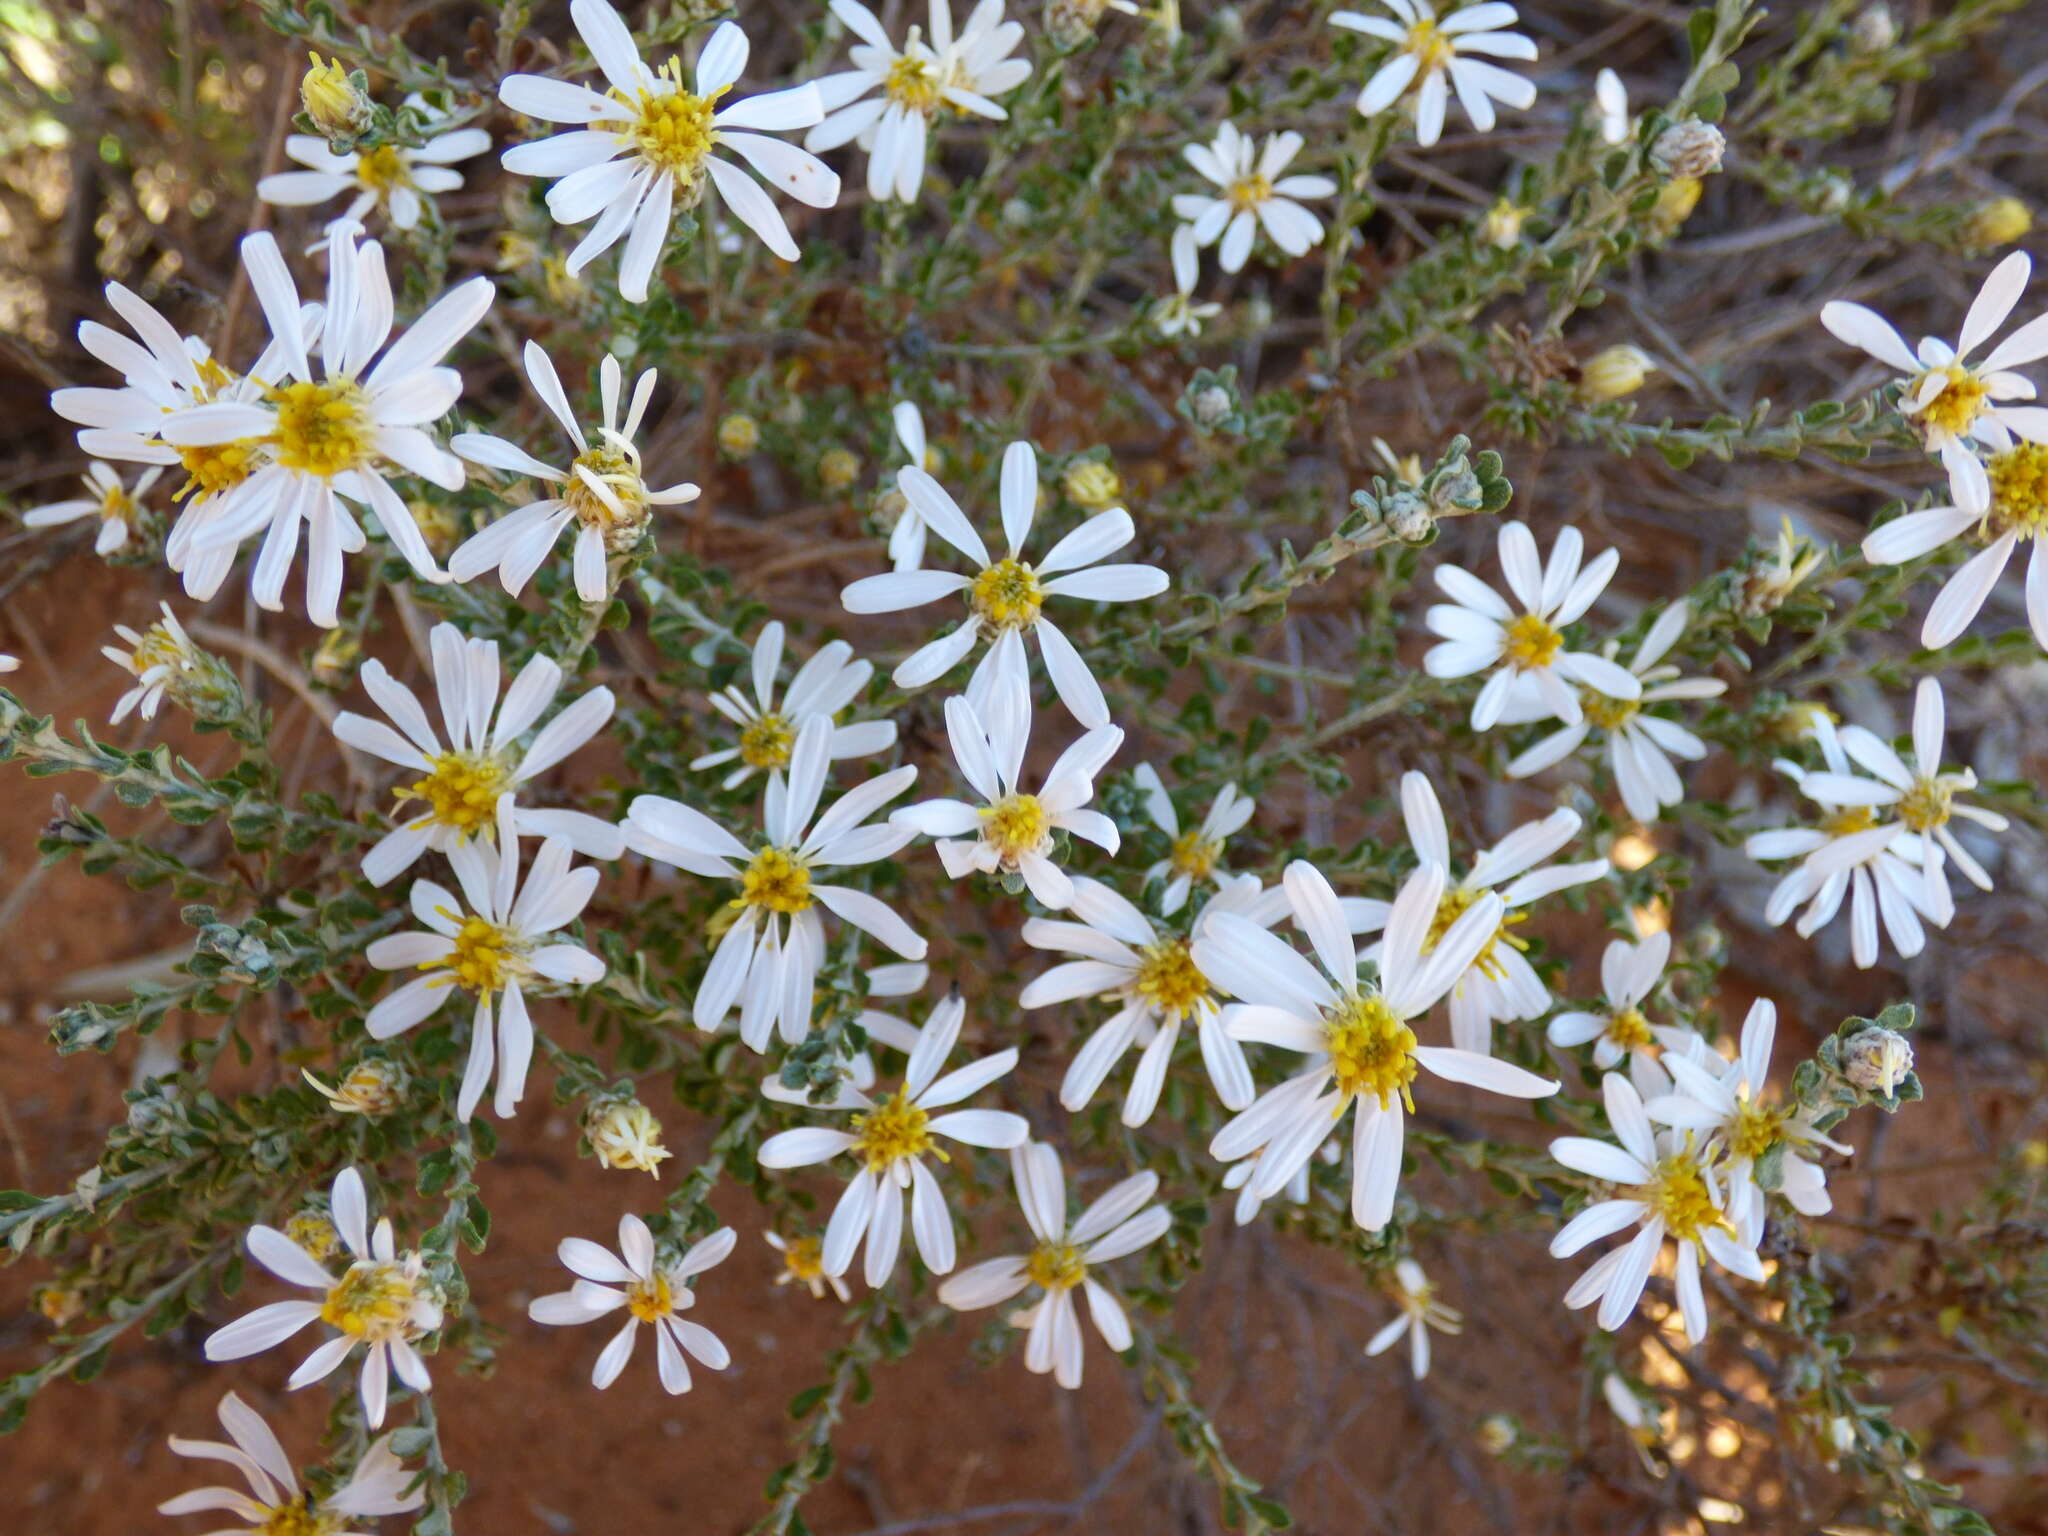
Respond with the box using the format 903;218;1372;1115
356;144;412;194
320;1257;428;1344
1405;17;1455;73
1323;992;1418;1112
1728;1097;1785;1163
401;750;513;834
1424;884;1529;983
1225;172;1272;212
1634;1150;1727;1244
1582;690;1641;732
625;1271;675;1323
849;1091;936;1172
1026;1241;1088;1292
565;439;651;548
778;1235;829;1284
424;915;521;994
285;1211;342;1265
1986;442;2048;539
1913;366;1988;440
969;558;1045;629
738;846;813;913
1605;1006;1654;1052
621;61;723;191
258;1495;345;1536
1503;612;1564;670
980;792;1051;862
270;379;375;478
738;712;795;771
884;52;943;115
1169;829;1222;880
1820;804;1877;838
1132;939;1211;1018
1897;777;1954;833
177;439;260;501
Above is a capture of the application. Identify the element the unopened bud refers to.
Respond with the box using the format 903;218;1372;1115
300;54;374;142
1579;345;1657;403
1477;1415;1518;1454
586;1099;672;1176
1962;197;2031;251
717;413;760;459
1848;4;1896;53
1649;176;1703;238
1841;1026;1914;1096
1063;460;1122;510
1651;121;1726;179
818;447;861;494
1480;199;1525;250
305;1059;407;1117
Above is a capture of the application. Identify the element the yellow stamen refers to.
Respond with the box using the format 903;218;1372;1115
270;379;374;478
1986;442;2048;539
1132;939;1211;1018
258;1495;345;1536
1912;366;1987;439
400;750;512;834
1897;777;1953;833
738;712;795;771
565;439;651;546
1605;1006;1653;1051
1633;1151;1728;1244
422;915;521;993
1169;829;1221;880
849;1092;936;1172
1728;1097;1784;1163
1406;19;1454;73
884;52;942;114
1820;805;1877;838
285;1212;342;1265
778;1235;828;1283
1224;172;1271;212
1581;691;1640;732
176;439;259;501
1502;612;1564;670
968;558;1045;629
1323;992;1418;1112
619;62;723;192
356;144;412;193
738;846;813;913
1026;1241;1088;1292
625;1272;675;1323
319;1258;427;1343
980;793;1050;862
1424;885;1529;983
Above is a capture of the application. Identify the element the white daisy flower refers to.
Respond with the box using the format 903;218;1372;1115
936;1143;1169;1389
258;102;492;233
1423;520;1642;730
1154;223;1222;339
1545;931;1683;1077
1645;998;1851;1243
498;3;838;297
1862;437;2048;651
1332;1;1538;148
528;1215;735;1393
103;602;207;723
840;438;1168;727
1170;122;1335;275
450;344;700;601
1744;712;1944;970
885;400;934;571
333;620;624;885
202;1167;441;1429
365;796;607;1120
1788;677;2007;925
159;1392;423;1533
1196;860;1559;1230
623;716;924;1050
1501;600;1727;822
1820;251;2048;507
157;223;494;626
1020;875;1273;1126
891;677;1123;911
1351;771;1608;1056
688;620;896;790
1548;1074;1766;1343
805;0;1032;204
1593;67;1630;145
766;1230;852;1301
22;461;159;556
757;992;1028;1287
1364;1258;1462;1379
1132;763;1256;915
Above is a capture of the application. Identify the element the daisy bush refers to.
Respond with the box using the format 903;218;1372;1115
6;1;2048;1532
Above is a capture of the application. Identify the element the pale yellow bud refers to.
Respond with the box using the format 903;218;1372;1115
718;413;761;459
818;447;862;494
304;1060;406;1117
300;54;372;140
587;1099;672;1176
1579;345;1656;403
1963;197;2031;251
1063;460;1122;510
1649;176;1702;238
1480;199;1526;250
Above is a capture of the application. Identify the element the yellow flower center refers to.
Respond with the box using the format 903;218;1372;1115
126;623;189;678
1633;1151;1727;1244
980;792;1050;862
270;378;375;478
565;441;650;538
258;1496;344;1536
849;1091;936;1172
1820;804;1877;838
625;1271;675;1324
176;439;259;501
620;64;724;188
738;846;813;913
884;53;943;114
968;558;1045;629
285;1211;342;1264
1728;1097;1784;1163
401;750;513;834
1605;1006;1654;1051
1323;991;1418;1112
1169;829;1221;879
319;1258;427;1343
779;1235;828;1282
1897;777;1953;833
738;712;795;770
1912;365;1987;439
1026;1241;1088;1292
356;144;412;193
1406;18;1455;72
98;485;136;525
1132;939;1212;1018
1424;885;1529;983
1986;442;2048;539
1503;612;1564;671
1581;690;1640;732
1224;173;1272;212
424;915;523;994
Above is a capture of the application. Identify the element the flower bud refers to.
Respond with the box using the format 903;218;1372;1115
1962;197;2031;251
818;447;861;494
1063;460;1122;510
36;1285;84;1327
1848;4;1896;53
305;1059;407;1117
300;54;373;142
1579;345;1657;403
586;1099;673;1176
1477;1415;1518;1454
1649;176;1702;238
1841;1026;1914;1096
717;412;760;459
1480;199;1526;250
1651;121;1726;179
